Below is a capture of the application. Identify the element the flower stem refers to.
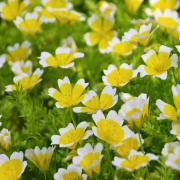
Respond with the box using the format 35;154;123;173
70;108;76;126
44;172;47;180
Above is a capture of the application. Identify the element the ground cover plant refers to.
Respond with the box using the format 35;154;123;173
0;0;180;179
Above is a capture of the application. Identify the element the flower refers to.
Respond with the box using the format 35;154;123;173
61;36;77;52
92;110;134;146
165;145;180;171
73;86;118;114
120;92;134;102
146;0;179;16
51;122;92;148
119;93;149;128
162;141;180;157
114;133;143;157
156;84;180;121
0;54;6;68
170;122;180;141
124;0;143;14
0;151;27;179
84;15;117;53
122;23;154;46
97;1;116;17
0;128;11;151
137;45;178;80
25;146;54;172
0;0;28;21
102;64;137;87
110;37;136;56
73;143;103;177
14;12;42;35
54;164;87;180
39;47;84;68
48;76;88;108
49;8;85;24
154;9;180;30
11;60;32;75
6;41;31;63
40;0;72;23
5;68;43;92
112;150;158;171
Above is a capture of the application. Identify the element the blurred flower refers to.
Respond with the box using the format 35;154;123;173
123;23;155;46
110;37;136;56
0;0;29;21
14;12;42;35
124;0;143;14
51;122;92;148
0;151;27;179
97;1;116;17
170;122;180;141
84;15;117;53
137;45;178;80
112;150;158;171
102;64;137;87
54;164;87;180
92;110;134;146
11;60;32;75
48;76;88;108
73;86;118;114
0;128;11;151
6;68;43;92
0;54;6;68
5;41;31;63
39;47;84;68
114;133;143;157
154;9;180;30
61;36;77;52
156;84;180;121
162;142;180;171
25;146;54;172
119;92;134;103
73;143;103;177
119;93;149;128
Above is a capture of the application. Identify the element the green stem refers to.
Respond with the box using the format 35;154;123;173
44;172;47;180
70;108;76;126
138;130;144;153
105;143;113;178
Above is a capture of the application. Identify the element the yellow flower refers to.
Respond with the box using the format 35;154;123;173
92;110;134;146
119;93;149;128
120;92;134;102
165;146;180;171
171;122;180;141
138;45;178;80
102;64;137;87
169;25;180;39
6;41;31;63
0;0;28;21
123;23;154;46
154;9;180;30
14;12;42;35
146;0;179;16
124;0;143;14
61;36;77;52
156;84;180;121
11;60;32;75
110;37;136;56
97;1;116;17
48;76;88;108
112;150;158;171
39;47;84;68
0;128;11;151
5;68;43;92
114;133;143;157
84;15;117;53
51;122;92;148
162;141;180;157
0;151;27;180
54;164;87;180
73;86;118;114
25;146;54;172
73;143;103;177
49;8;85;24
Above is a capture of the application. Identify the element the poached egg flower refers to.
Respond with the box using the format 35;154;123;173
73;86;118;114
48;76;88;108
137;45;178;80
73;143;103;177
51;122;92;148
